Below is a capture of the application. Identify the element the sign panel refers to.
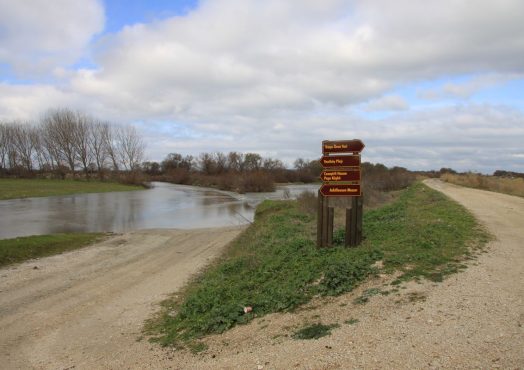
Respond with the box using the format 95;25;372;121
320;155;360;168
322;139;365;154
320;184;361;197
320;169;361;182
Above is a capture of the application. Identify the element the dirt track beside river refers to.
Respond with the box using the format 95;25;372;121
0;226;244;369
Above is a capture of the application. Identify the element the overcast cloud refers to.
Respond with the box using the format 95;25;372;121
0;0;523;173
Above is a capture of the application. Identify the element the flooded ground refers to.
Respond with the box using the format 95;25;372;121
0;182;317;239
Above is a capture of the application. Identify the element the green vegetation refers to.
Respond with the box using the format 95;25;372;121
0;233;107;267
344;318;359;325
147;182;488;347
292;323;340;340
0;178;144;200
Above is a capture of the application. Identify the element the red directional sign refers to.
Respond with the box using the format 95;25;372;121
320;169;361;182
320;184;361;197
320;155;360;168
323;139;365;154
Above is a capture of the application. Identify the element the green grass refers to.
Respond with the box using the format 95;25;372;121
146;182;489;347
0;233;107;267
0;178;143;200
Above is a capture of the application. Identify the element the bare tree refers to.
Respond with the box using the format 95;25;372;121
102;124;120;171
90;120;110;174
115;125;145;171
0;122;9;170
10;123;38;172
41;109;78;172
227;151;244;172
74;112;94;177
215;152;227;174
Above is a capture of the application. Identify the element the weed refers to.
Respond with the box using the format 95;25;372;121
353;288;382;304
292;323;339;340
344;318;359;325
187;341;208;354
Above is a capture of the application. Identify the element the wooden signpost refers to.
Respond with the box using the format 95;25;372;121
317;139;364;248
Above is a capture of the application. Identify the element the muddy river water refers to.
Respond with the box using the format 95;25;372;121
0;182;318;239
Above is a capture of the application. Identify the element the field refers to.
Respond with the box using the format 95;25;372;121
0;178;144;200
146;182;489;349
441;173;524;197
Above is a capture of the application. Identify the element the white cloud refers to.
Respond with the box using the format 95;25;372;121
362;95;408;112
1;0;524;173
419;73;522;100
0;0;104;76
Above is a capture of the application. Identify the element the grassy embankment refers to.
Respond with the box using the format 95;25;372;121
0;233;107;267
147;182;489;348
441;173;524;197
0;178;144;200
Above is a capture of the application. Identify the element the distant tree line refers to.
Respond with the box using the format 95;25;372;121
0;108;145;181
143;152;322;193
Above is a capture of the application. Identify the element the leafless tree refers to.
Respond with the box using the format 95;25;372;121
215;152;227;174
74;112;94;177
115;125;145;171
90;120;110;174
0;122;9;170
227;151;244;172
41;109;78;172
102;124;120;171
10;123;38;172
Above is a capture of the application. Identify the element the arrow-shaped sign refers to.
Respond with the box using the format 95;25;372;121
322;139;365;154
320;155;360;168
320;169;361;182
320;184;361;197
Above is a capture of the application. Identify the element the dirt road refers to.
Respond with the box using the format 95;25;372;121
0;226;244;369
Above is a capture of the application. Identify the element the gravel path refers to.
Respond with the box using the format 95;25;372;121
0;226;244;369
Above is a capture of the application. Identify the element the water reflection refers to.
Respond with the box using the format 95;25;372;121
0;182;318;239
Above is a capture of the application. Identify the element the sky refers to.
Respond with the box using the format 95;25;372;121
0;0;523;173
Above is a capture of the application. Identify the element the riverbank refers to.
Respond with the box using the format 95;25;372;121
0;178;144;200
0;233;107;267
0;226;245;369
146;182;489;350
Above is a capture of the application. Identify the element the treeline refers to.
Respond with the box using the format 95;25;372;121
0;109;145;183
143;152;321;193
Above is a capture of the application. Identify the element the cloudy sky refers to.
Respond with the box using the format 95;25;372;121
1;0;523;173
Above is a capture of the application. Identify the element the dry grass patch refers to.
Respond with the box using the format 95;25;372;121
441;173;524;197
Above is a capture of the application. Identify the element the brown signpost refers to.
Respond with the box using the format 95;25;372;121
320;155;360;168
323;139;365;154
320;184;361;196
320;169;361;182
317;139;364;248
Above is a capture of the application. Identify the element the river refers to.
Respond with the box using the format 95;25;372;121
0;182;318;239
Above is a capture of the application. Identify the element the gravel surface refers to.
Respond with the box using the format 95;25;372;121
1;180;522;369
0;226;245;369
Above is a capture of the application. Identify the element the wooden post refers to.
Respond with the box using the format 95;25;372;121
356;195;363;245
317;190;323;248
327;207;334;247
321;192;329;248
345;208;351;247
350;197;358;246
